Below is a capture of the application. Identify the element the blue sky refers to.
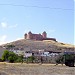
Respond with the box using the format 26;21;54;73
0;0;74;45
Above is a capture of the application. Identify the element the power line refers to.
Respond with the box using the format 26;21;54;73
0;3;73;11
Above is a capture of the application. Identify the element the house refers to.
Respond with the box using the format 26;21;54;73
9;49;24;56
24;51;32;57
9;49;32;58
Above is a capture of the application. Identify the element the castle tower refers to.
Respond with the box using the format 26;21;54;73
27;31;32;39
42;31;47;38
24;33;27;39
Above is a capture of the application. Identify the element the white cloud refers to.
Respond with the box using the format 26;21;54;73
0;35;7;45
0;37;23;45
0;22;18;29
0;35;7;41
0;41;7;45
1;22;8;28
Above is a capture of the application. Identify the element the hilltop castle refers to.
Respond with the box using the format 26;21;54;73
24;31;56;41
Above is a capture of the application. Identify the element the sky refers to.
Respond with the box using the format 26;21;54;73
0;0;74;45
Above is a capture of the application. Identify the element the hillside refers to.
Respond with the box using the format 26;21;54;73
1;39;75;52
0;46;5;58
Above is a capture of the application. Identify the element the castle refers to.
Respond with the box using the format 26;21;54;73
24;31;56;41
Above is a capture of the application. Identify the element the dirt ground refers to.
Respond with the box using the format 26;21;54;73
0;63;75;75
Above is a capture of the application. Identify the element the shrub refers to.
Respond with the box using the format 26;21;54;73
1;50;23;63
0;58;3;62
8;52;18;63
2;50;9;61
55;55;64;64
27;56;35;63
16;55;23;63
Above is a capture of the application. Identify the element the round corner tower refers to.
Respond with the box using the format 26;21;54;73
24;33;27;39
42;31;47;38
27;31;32;39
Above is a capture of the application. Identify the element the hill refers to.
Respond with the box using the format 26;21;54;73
0;46;5;58
1;39;75;52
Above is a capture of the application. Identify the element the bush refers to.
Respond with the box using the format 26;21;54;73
8;52;18;63
16;55;23;63
64;54;75;67
0;58;3;62
26;56;35;63
2;50;9;61
55;55;64;64
64;54;74;60
1;50;23;63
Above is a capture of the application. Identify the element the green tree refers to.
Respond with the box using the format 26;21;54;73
64;54;75;67
0;58;3;62
2;50;9;61
16;55;24;63
8;51;18;63
64;54;74;60
27;56;35;63
56;54;75;65
2;50;24;63
56;55;64;65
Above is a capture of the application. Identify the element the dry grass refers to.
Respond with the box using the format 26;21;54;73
43;40;75;47
1;39;75;52
0;62;75;75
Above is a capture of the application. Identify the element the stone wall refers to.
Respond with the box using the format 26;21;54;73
24;31;56;41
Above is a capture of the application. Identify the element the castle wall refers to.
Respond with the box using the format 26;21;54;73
32;34;43;40
42;38;56;41
27;32;32;39
24;31;56;41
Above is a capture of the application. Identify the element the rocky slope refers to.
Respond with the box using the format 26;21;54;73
1;39;75;52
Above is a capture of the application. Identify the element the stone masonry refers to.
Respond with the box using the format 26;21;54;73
24;31;56;41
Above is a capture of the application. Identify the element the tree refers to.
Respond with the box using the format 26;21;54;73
2;50;24;63
55;55;64;65
2;50;18;63
64;54;74;60
56;53;75;67
8;51;18;63
16;55;24;63
27;56;35;63
64;54;75;67
2;50;9;61
0;58;3;62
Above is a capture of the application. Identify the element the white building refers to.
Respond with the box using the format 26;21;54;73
40;51;59;57
9;49;32;57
